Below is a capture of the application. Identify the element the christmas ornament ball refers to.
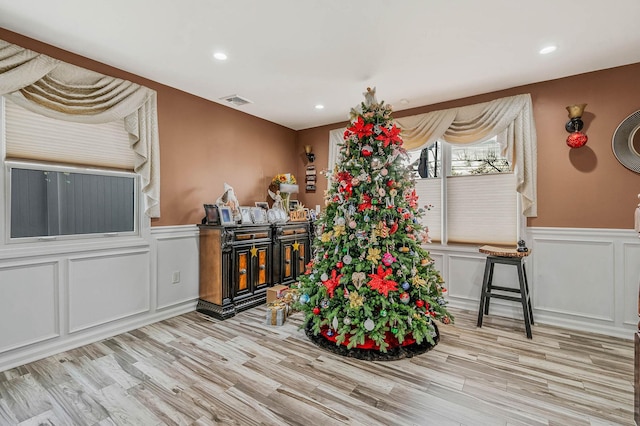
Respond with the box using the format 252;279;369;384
380;309;388;317
391;327;399;334
364;318;375;331
313;306;320;315
399;292;410;304
343;316;352;325
416;299;425;308
300;294;310;304
321;299;330;309
566;131;588;148
401;281;411;290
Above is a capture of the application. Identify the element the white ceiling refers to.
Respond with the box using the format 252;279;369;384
1;1;639;130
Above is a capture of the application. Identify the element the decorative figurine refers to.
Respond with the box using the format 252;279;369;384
268;189;285;211
216;183;241;222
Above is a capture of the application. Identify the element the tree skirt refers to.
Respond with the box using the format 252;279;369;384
304;321;440;361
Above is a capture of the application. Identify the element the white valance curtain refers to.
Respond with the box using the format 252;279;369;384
396;94;537;217
0;39;160;218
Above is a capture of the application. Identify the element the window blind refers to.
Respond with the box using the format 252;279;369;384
447;173;517;245
4;97;135;170
414;178;442;242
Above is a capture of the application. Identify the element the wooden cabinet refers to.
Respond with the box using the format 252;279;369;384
197;222;311;320
197;224;272;320
273;222;311;287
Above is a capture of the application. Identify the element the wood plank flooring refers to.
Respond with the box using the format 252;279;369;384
0;307;634;425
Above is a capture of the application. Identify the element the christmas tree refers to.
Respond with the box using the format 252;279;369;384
295;88;453;359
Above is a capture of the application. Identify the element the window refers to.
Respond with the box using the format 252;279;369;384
2;96;139;242
408;138;518;246
8;162;137;239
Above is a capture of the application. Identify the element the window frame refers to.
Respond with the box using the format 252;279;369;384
4;160;140;244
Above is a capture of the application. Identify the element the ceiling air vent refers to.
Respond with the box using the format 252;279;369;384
220;94;253;107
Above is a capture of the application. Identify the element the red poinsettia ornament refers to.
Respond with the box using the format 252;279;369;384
375;124;403;147
322;269;343;298
367;266;398;297
347;116;374;139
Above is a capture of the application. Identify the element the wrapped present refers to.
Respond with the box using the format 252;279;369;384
266;301;287;326
267;284;289;303
282;288;300;313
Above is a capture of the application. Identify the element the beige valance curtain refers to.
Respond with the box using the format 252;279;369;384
0;39;160;218
396;94;537;217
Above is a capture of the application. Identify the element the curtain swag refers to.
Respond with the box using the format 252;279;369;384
0;39;160;218
395;94;538;217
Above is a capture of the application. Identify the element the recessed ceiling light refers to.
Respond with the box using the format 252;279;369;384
539;45;557;55
213;52;227;61
315;104;324;110
399;98;410;105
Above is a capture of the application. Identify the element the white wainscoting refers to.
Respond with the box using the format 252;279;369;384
0;260;59;353
428;227;640;339
0;225;200;372
153;225;200;310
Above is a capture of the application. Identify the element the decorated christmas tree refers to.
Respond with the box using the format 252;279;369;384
295;88;452;359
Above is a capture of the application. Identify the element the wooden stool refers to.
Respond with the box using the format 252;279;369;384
477;245;533;339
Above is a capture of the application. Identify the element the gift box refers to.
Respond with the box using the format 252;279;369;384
266;301;287;326
282;288;300;313
267;284;289;303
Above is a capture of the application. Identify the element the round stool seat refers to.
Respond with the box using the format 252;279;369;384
479;245;530;258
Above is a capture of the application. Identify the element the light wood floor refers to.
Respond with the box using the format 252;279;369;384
0;306;634;425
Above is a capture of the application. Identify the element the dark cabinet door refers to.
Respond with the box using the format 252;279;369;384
279;239;310;286
296;240;309;279
233;242;272;300
233;247;252;299
253;243;271;291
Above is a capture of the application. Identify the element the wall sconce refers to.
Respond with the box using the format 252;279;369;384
565;103;588;148
304;145;315;163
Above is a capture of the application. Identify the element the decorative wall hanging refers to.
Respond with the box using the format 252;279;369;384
565;104;588;149
612;110;640;173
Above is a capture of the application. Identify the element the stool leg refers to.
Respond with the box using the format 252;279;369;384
517;262;532;339
522;262;534;325
484;260;495;315
477;258;492;327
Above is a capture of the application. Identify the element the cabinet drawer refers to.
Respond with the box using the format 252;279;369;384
280;227;308;236
232;226;271;242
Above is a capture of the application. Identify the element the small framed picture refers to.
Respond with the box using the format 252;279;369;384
289;200;299;211
203;204;219;225
219;206;235;226
255;201;269;210
251;207;267;224
240;207;253;224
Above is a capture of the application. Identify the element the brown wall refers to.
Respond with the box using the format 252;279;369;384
3;27;640;230
296;63;640;229
0;28;298;227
